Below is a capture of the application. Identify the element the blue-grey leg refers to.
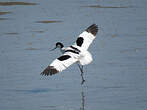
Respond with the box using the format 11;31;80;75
77;64;85;84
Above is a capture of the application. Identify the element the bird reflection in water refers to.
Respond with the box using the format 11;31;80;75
80;87;86;110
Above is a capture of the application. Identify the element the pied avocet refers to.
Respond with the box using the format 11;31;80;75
41;24;98;84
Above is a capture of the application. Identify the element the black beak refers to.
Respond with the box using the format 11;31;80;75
50;46;57;51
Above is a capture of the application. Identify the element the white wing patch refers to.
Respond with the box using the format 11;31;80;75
41;53;78;76
50;54;77;72
78;31;95;50
75;24;98;50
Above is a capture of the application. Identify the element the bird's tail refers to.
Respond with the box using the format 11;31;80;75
79;51;93;65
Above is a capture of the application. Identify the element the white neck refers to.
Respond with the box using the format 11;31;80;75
59;47;65;54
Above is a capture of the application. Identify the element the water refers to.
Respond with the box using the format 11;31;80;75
0;0;147;110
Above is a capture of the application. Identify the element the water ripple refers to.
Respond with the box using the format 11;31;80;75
0;2;37;6
12;88;64;94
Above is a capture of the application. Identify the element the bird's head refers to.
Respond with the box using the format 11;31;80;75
56;42;64;48
51;42;64;51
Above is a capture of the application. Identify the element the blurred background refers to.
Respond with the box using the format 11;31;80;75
0;0;147;110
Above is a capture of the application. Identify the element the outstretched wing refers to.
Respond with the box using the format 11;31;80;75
75;24;98;50
41;54;78;76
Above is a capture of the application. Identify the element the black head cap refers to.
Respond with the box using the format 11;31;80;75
56;42;64;48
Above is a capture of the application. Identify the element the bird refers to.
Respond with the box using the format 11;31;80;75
41;24;98;84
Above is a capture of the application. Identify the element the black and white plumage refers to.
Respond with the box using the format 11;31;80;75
41;24;98;84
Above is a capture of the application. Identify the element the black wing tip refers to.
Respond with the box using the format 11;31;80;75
86;24;98;36
41;66;59;76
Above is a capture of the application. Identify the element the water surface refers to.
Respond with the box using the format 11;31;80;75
0;0;147;110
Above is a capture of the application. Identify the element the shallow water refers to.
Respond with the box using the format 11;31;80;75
0;0;147;110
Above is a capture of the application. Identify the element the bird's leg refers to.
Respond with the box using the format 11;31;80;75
78;64;85;85
80;66;85;85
